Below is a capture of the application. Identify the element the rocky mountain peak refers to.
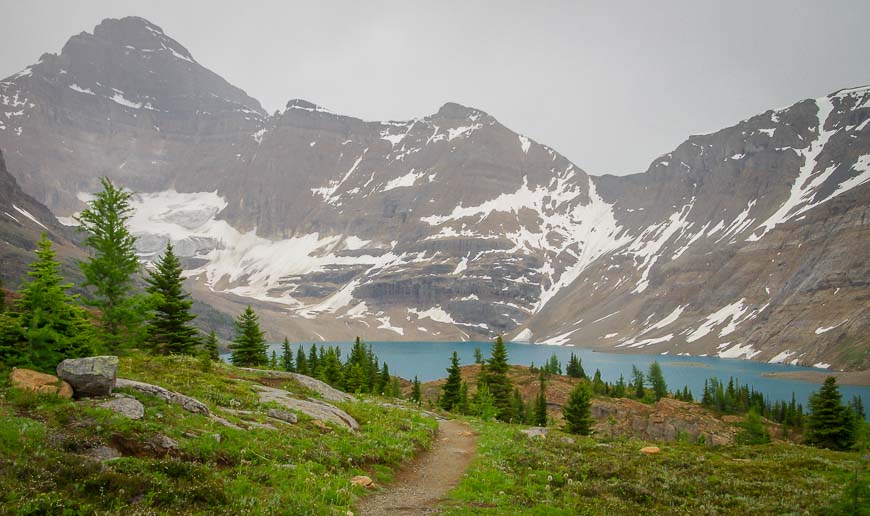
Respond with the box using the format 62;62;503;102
434;102;488;121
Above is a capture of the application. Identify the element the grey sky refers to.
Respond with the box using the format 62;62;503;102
3;1;870;175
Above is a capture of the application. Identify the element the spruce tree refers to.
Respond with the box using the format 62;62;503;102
296;345;308;375
805;377;857;450
485;336;515;421
563;381;594;435
534;370;548;426
474;346;483;364
736;407;771;445
270;350;279;370
203;331;220;361
648;361;668;401
145;243;199;355
411;376;422;404
280;337;294;371
458;381;470;414
612;374;626;398
441;351;462;411
512;388;526;424
631;365;645;398
379;362;391;395
13;234;94;371
592;369;607;395
566;352;586;379
229;305;268;366
76;177;142;350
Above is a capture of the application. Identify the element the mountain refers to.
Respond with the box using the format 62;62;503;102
0;148;85;287
0;17;867;370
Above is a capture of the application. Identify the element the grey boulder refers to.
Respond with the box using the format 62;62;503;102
99;394;145;420
57;356;118;398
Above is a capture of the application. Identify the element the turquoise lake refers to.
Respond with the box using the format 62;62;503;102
250;340;868;416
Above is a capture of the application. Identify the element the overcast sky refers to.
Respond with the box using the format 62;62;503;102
3;1;870;175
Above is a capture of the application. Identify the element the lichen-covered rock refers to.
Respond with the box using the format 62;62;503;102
115;378;209;415
56;356;118;398
99;395;145;420
9;368;73;398
521;427;548;439
267;408;298;424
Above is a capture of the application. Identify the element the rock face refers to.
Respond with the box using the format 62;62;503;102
8;368;73;398
2;16;868;369
591;398;736;445
98;394;145;419
56;356;118;398
255;385;359;431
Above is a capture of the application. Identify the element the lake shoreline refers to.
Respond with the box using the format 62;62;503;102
761;369;870;386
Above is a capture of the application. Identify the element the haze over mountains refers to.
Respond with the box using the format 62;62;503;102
0;17;867;370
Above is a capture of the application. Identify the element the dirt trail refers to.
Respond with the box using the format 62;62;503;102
356;419;477;514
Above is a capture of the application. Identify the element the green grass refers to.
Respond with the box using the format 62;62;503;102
0;353;437;515
444;419;868;515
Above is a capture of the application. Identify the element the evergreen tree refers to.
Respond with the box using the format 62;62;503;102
631;365;645;398
485;336;515;421
474;346;483;364
647;361;667;401
849;395;865;421
144;243;199;355
472;382;497;421
441;351;462;411
545;354;562;375
534;370;548;426
308;344;320;376
76;177;142;350
203;331;219;361
592;369;607;395
390;377;402;399
379;362;391;395
280;337;294;372
563;381;594;435
0;278;6;311
566;352;586;379
512;388;526;424
9;234;94;371
411;376;422;404
270;350;278;369
805;377;857;450
458;381;470;414
296;345;308;375
736;407;771;445
322;347;343;387
229;305;268;366
345;363;366;393
612;374;626;398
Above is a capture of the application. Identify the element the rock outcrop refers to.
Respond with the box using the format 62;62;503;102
239;368;354;402
254;385;359;431
115;378;210;415
8;368;73;398
56;356;118;398
591;398;737;445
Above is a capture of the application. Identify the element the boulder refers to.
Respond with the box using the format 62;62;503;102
521;427;548;438
640;446;661;455
57;356;118;398
9;368;73;398
99;395;145;420
351;475;374;488
115;378;210;415
267;408;298;424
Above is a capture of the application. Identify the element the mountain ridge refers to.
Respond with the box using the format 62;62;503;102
0;16;867;370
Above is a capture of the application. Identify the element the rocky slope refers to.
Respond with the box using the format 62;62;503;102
0;17;867;369
0;149;84;286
